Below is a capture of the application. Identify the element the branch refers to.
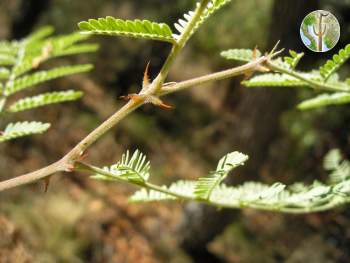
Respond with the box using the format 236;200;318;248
0;161;63;191
160;55;269;95
266;60;350;92
0;54;271;192
75;161;343;214
76;162;192;201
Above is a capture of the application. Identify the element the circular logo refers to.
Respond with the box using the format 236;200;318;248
300;10;340;52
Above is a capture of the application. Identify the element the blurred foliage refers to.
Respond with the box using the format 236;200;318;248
2;191;89;263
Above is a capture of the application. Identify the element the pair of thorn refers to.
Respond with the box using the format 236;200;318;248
244;41;284;79
119;62;174;110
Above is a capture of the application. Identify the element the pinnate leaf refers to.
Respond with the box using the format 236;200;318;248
78;17;175;43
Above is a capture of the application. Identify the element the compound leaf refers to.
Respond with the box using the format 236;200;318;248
320;44;350;81
0;121;50;142
5;64;93;95
93;150;151;184
284;50;304;69
0;67;10;80
8;90;83;112
221;48;261;62
297;92;350;110
243;73;316;87
194;152;248;200
78;17;175;43
130;181;196;202
174;0;233;41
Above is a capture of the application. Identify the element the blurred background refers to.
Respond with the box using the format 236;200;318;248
1;0;350;262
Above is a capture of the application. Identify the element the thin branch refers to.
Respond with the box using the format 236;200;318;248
0;161;63;192
63;100;142;162
0;57;269;192
75;161;342;214
266;61;350;92
160;55;268;95
76;162;191;201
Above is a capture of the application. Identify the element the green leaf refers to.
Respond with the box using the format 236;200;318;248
0;40;19;56
194;152;248;200
324;149;342;171
0;67;10;80
25;26;55;44
283;50;304;69
49;33;96;57
297;92;350;110
8;90;83;112
323;149;350;184
126;150;350;212
5;64;93;95
53;43;99;57
92;150;151;184
243;73;318;87
130;181;196;202
212;182;288;208
320;44;350;81
130;178;345;212
0;54;16;66
13;32;96;77
330;161;350;184
220;49;261;62
78;17;175;44
0;121;50;142
174;0;233;41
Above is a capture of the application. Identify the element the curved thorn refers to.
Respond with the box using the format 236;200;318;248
142;61;151;90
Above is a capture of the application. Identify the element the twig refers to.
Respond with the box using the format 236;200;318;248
0;56;270;192
75;161;341;214
160;55;269;95
266;61;350;92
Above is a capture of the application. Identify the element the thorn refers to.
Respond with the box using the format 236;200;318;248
119;95;131;101
252;45;258;60
146;95;174;110
119;94;144;103
269;40;281;56
120;93;173;109
43;176;52;193
162;82;177;87
65;164;75;172
243;71;253;80
158;101;174;110
142;61;151;89
78;150;89;162
256;65;270;72
268;45;285;60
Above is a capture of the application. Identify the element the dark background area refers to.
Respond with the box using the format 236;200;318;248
1;0;350;262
